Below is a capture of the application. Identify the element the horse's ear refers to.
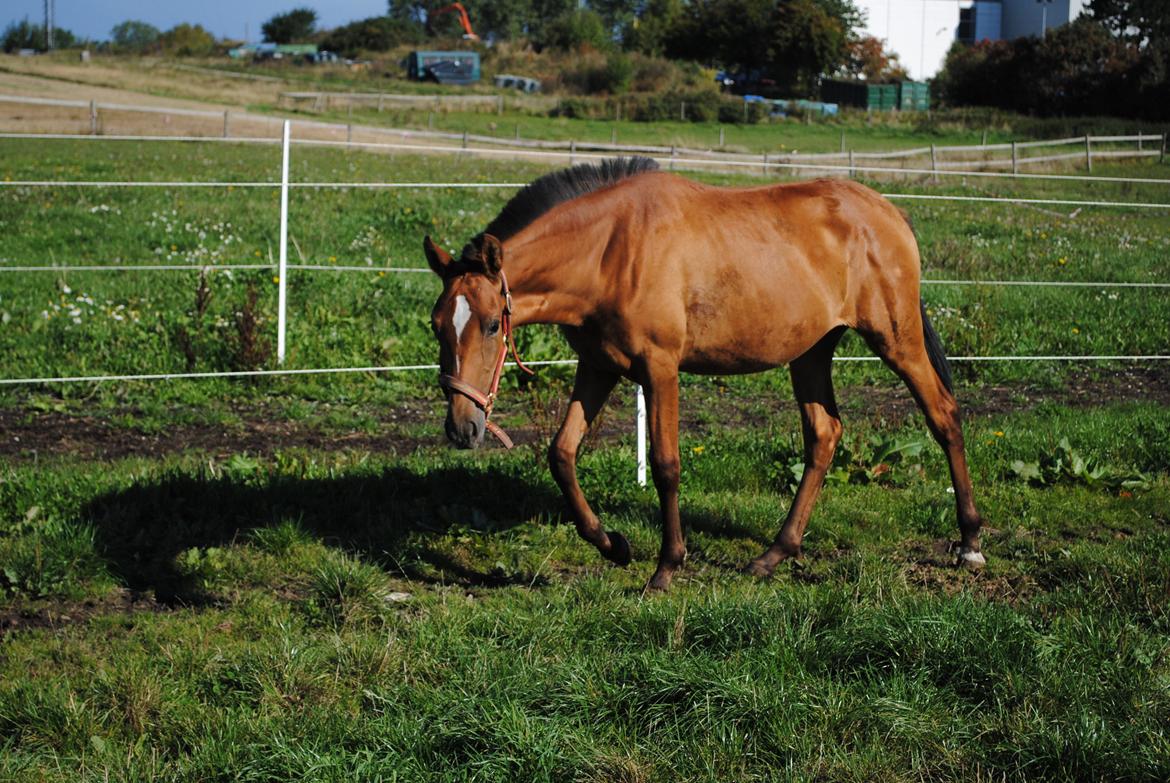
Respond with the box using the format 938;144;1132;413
481;234;503;278
423;235;453;277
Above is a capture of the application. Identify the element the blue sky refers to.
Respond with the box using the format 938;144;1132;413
4;1;389;43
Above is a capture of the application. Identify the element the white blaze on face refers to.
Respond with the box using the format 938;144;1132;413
452;295;471;373
453;295;471;341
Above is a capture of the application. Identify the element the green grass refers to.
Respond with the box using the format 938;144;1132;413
1;136;1169;781
2;402;1170;781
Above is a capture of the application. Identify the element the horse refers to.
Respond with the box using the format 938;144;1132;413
424;157;986;591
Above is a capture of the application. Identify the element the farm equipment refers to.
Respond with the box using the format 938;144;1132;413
427;3;480;41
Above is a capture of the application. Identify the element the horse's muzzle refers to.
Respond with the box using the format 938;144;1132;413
445;408;485;449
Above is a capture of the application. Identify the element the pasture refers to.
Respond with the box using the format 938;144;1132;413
1;136;1169;781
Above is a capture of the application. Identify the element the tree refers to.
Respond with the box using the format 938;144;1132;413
1088;0;1169;44
542;9;610;50
2;18;77;51
159;23;216;56
623;0;685;56
840;35;908;81
262;8;318;44
320;16;423;55
111;20;160;52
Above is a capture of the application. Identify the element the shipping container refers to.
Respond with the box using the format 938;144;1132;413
406;51;480;85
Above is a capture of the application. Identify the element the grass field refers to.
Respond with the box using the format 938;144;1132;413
1;134;1169;781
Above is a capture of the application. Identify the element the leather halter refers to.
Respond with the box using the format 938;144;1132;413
438;270;533;448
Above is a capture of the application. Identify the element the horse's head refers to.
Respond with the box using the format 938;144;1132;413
424;233;512;450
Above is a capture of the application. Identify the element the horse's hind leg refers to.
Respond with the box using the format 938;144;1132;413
548;362;630;565
748;329;844;578
861;311;986;565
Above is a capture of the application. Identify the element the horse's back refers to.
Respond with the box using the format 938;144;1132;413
611;174;921;372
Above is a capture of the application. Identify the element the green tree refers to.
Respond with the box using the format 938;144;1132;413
320;16;422;55
542;8;610;50
1088;0;1169;43
622;0;685;56
262;8;318;44
110;20;161;52
2;18;77;51
159;23;216;56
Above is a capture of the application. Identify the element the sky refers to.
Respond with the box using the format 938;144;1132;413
4;1;389;43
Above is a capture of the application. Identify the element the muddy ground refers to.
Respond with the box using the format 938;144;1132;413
2;366;1167;463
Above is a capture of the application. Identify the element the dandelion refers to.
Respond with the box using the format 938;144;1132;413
1071;327;1080;334
170;244;177;251
994;431;1004;437
692;445;705;455
329;256;337;263
1058;257;1067;265
254;250;262;257
273;276;280;284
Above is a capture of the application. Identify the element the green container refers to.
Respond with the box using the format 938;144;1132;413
897;81;930;111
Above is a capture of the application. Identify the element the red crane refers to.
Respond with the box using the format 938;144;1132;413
428;3;480;41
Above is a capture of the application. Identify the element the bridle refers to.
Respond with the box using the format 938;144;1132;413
437;269;532;448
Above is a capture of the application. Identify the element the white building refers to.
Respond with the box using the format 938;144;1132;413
854;0;1090;81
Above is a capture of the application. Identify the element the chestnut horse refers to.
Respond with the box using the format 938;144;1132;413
425;158;985;591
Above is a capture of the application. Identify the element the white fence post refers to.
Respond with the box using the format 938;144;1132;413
277;120;290;364
636;385;647;487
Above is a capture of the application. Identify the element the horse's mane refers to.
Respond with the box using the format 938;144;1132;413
477;156;660;243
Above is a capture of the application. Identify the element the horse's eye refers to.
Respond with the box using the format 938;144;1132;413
486;319;501;336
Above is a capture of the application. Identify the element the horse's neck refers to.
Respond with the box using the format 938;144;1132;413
504;216;609;328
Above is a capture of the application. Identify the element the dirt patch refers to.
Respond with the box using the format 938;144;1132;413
2;366;1167;463
0;586;167;636
901;537;1041;604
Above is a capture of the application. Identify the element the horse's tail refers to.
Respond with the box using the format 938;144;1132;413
920;300;953;393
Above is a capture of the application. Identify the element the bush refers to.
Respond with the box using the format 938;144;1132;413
934;17;1160;119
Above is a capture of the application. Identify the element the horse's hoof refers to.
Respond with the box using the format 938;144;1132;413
744;558;776;579
955;546;986;568
604;530;631;566
644;571;674;593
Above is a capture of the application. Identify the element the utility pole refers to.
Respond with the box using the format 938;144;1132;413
43;0;55;50
1037;0;1053;39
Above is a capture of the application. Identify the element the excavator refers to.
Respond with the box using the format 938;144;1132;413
427;3;480;41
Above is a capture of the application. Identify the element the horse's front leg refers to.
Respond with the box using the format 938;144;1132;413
548;363;629;565
643;366;685;591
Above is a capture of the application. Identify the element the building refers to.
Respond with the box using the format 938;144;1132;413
854;0;1090;81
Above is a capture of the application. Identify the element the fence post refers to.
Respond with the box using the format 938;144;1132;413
762;152;768;175
1161;132;1166;165
1084;134;1092;173
377;93;384;113
570;140;576;165
981;128;987;146
462;130;468;149
515;123;520;141
839;130;845;153
223;110;230;138
428;112;434;130
680;101;686;122
930;143;938;184
89;100;97;135
277;120;290;365
1137;132;1142;151
719;126;724;147
848;149;855;179
636;385;647;487
1011;141;1018;175
611;126;617;144
347;124;353;144
670;145;676;171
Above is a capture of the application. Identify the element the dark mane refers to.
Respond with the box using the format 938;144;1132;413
478;156;660;243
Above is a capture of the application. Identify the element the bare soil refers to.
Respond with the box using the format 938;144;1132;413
2;366;1167;464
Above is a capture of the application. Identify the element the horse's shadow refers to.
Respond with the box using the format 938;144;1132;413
81;462;567;604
